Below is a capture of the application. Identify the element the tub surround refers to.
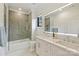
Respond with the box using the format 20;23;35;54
7;39;36;56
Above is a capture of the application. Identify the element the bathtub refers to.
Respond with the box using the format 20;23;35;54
7;39;36;56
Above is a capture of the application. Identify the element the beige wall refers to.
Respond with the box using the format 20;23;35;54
50;4;79;34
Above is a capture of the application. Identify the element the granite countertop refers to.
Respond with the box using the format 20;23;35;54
36;35;79;54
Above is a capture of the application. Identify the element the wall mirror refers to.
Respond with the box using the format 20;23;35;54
44;3;79;35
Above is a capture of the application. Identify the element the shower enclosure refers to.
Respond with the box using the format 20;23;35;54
0;3;32;55
7;8;32;52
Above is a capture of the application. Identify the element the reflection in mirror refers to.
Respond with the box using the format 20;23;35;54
45;17;50;32
44;3;79;35
44;3;79;45
37;16;42;27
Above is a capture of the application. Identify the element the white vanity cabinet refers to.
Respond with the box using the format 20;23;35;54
36;38;51;56
36;38;42;55
36;37;79;56
41;40;51;56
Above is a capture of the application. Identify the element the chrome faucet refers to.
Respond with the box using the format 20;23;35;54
53;32;55;37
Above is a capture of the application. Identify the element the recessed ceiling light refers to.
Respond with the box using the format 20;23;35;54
18;8;22;10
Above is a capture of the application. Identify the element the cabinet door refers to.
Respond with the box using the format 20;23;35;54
36;38;51;56
50;44;78;56
36;38;45;56
42;41;51;56
36;38;41;55
37;39;47;56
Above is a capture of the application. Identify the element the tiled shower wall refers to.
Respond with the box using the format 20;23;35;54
8;10;32;41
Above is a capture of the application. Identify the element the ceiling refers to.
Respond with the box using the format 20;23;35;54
32;3;68;16
7;3;68;16
7;3;32;13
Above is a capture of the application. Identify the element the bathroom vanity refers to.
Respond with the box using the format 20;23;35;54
35;35;79;56
35;4;79;56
